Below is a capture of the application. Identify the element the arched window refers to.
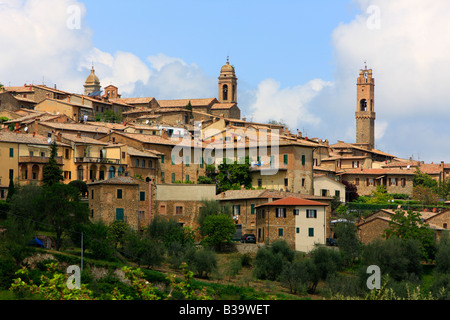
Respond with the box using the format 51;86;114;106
108;166;116;179
223;84;228;101
232;85;236;102
118;166;124;176
360;99;367;111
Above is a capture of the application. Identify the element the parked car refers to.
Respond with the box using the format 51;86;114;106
241;234;256;243
326;238;338;246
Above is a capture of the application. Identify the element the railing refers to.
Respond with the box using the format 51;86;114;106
19;156;63;165
75;157;122;164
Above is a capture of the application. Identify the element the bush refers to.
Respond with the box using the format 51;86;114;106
254;240;295;281
310;246;343;281
280;259;319;294
184;247;217;278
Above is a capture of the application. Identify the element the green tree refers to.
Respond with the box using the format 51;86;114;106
384;209;435;260
310;246;343;281
68;180;88;198
333;221;361;267
42;141;63;187
366;185;392;204
184;247;218;278
254;240;295;281
200;214;236;251
83;220;115;260
6;178;15;202
38;183;89;251
215;157;252;193
280;258;319;294
413;167;438;188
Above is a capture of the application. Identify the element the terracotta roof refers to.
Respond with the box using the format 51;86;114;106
0;131;68;146
217;189;331;202
60;133;109;145
338;168;416;175
127;146;162;158
88;175;145;186
39;122;111;134
108;132;205;148
256;196;328;207
210;103;237;110
157;98;217;108
117;97;156;104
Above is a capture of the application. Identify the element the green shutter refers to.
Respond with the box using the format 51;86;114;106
308;228;314;237
250;204;255;214
9;148;14;158
140;191;145;201
278;228;283;236
116;208;124;221
117;189;122;199
283;154;288;165
171;155;175;165
161;155;165;164
302;155;306;165
185;156;190;167
172;173;176;183
186;175;190;182
161;172;165;181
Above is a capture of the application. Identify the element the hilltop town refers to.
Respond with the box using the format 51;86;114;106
1;59;449;251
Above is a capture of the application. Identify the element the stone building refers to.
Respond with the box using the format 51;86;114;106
88;175;154;230
355;65;376;150
255;197;328;252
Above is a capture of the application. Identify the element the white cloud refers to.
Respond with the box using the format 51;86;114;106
324;0;450;161
247;78;332;130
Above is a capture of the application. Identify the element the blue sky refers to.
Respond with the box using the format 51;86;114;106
2;0;450;163
83;0;358;88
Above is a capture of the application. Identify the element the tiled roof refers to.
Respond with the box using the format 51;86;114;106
256;196;328;207
88;175;145;186
117;97;156;104
210;103;237;110
60;133;109;145
0;131;68;146
39;122;111;134
157;98;217;108
127;146;162;158
338;168;416;175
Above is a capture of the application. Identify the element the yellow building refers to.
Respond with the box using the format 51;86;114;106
35;98;93;122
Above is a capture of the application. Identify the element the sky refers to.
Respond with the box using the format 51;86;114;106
1;0;450;163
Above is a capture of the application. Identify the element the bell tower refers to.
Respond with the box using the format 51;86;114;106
218;57;237;103
355;65;376;150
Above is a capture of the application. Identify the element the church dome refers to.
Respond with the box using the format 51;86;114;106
221;58;235;74
85;67;100;85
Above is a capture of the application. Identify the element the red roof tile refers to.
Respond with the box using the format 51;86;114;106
257;196;328;207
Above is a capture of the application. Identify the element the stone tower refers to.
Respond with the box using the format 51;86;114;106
218;57;237;103
84;66;101;96
355;65;376;150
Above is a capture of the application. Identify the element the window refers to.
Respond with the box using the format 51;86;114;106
91;189;94;200
185;156;190;167
321;189;327;197
186;175;190;182
302;155;306;165
352;161;359;168
171;155;175;165
302;178;305;187
401;178;406;187
135;159;139;167
296;227;300;234
306;209;317;218
355;178;360;186
161;155;165;163
276;208;286;218
284;178;289;187
233;205;241;216
293;209;299;216
160;205;166;215
142;159;146;168
9;148;14;158
161;172;165;181
172;173;176;183
117;189;123;199
258;179;262;188
250;204;255;215
278;228;284;237
335;190;340;198
367;178;374;186
308;228;314;237
140;191;145;201
283;154;288;165
176;206;183;215
116;208;124;221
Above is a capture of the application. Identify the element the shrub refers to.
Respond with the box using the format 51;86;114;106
254;240;295;281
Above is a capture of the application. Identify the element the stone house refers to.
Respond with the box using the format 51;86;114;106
154;184;217;231
217;189;332;239
357;209;450;244
88;175;154;230
313;174;346;203
255;197;328;252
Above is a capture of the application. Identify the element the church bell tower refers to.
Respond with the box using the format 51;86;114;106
218;57;237;103
355;65;376;150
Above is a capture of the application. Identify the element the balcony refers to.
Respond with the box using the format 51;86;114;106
75;157;122;165
19;156;63;165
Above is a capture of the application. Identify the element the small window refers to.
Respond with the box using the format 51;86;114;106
186;175;190;182
176;206;183;215
172;173;176;183
283;154;288;165
258;179;262;187
117;189;123;199
306;209;317;218
284;178;288;187
293;209;299;216
250;204;255;215
91;189;94;200
233;205;241;215
116;208;124;221
160;205;166;215
278;228;284;237
140;191;145;201
301;155;306;165
9;148;14;158
161;155;165;164
308;228;314;237
276;208;286;218
296;227;300;234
